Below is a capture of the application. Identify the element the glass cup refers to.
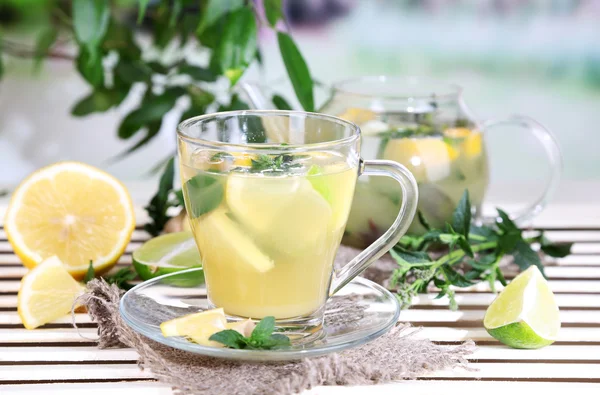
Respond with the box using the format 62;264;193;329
177;110;418;336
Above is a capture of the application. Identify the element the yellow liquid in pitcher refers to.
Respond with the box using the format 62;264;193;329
182;151;357;319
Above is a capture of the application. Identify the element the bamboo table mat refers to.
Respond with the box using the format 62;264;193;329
1;209;600;394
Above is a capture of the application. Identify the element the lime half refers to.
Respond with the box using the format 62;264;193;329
484;266;560;349
133;231;204;287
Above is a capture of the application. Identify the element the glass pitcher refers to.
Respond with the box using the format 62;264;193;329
239;76;562;248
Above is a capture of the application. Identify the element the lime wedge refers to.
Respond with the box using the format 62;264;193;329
484;266;560;349
133;231;204;287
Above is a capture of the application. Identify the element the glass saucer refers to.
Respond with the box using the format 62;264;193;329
119;268;400;361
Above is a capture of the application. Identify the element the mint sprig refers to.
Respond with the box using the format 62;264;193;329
209;316;291;350
391;190;573;310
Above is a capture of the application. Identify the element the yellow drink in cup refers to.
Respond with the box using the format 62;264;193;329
182;151;357;319
177;110;418;335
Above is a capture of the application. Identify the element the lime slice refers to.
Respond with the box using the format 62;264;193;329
132;231;204;287
484;266;560;349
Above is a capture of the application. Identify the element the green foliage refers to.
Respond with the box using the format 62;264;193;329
144;157;181;236
0;0;313;158
390;190;573;310
277;32;315;112
209;316;291;350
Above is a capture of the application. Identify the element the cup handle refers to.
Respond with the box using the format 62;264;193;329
330;159;418;295
480;115;562;224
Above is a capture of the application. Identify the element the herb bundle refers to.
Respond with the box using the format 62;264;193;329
390;191;572;310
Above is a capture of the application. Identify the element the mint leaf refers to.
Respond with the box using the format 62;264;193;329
540;240;573;258
144;157;177;236
512;239;544;275
451;190;471;239
103;268;136;290
250;316;275;342
417;211;431;231
496;209;519;233
456;236;474;258
390;247;431;265
211;317;290;350
83;260;95;283
183;174;224;218
442;266;474;288
209;329;247;349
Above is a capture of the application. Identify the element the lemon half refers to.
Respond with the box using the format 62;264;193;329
5;162;135;279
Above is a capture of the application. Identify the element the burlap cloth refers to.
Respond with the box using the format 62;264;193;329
74;246;475;395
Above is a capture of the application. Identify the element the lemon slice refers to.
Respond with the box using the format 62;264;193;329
227;319;256;337
379;138;458;183
226;174;332;255
5;162;135;279
195;207;274;273
484;266;560;349
18;256;85;329
160;308;227;346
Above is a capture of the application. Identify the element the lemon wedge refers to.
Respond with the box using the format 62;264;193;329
161;308;227;347
5;162;135;279
18;256;85;329
194;207;274;273
226;174;332;255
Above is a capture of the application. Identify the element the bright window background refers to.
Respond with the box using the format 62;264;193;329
0;0;598;205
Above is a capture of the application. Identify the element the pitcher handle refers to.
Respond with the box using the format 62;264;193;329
481;115;562;224
330;159;418;295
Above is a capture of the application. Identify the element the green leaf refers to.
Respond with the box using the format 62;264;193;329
187;86;216;109
390;247;431;267
103;267;137;290
178;63;217;82
470;224;498;241
441;266;474;288
83;261;95;283
103;21;141;60
209;329;247;349
417;211;431;231
264;0;283;26
497;230;521;254
147;61;169;74
251;316;276;341
496;209;519;233
114;59;152;84
72;0;110;48
119;121;162;157
277;32;314;112
137;0;150;24
511;239;544;274
118;91;179;139
71;89;127;116
540;241;573;258
197;0;244;35
183;174;224;218
76;46;104;88
144;157;176;236
457;236;474;258
272;94;292;110
451;190;471;239
262;333;291;348
496;266;507;286
34;27;58;71
217;7;257;85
